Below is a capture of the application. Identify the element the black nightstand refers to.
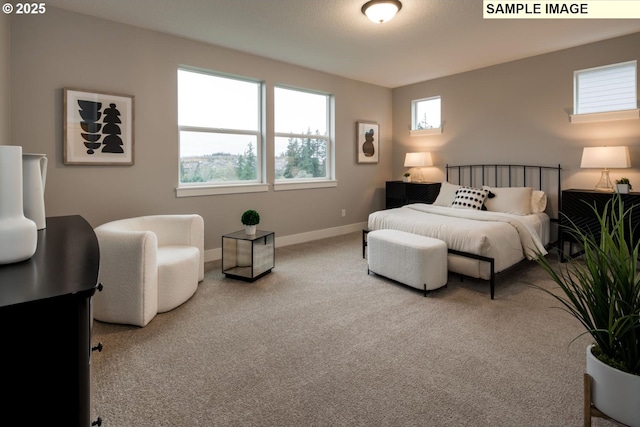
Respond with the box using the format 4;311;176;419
385;181;441;209
559;189;640;261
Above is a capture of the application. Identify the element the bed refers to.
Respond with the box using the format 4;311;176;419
367;164;562;299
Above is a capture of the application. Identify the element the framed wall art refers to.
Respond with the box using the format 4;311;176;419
356;121;379;164
64;88;135;165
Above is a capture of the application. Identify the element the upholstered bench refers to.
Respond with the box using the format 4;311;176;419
367;229;447;296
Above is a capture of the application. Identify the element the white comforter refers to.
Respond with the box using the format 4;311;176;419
367;204;549;279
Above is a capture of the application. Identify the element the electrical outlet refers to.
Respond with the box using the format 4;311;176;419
341;209;346;217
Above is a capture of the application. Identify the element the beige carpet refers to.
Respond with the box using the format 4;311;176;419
90;232;621;427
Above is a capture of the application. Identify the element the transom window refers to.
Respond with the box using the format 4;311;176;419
411;96;441;130
574;61;637;115
178;68;263;186
274;86;332;181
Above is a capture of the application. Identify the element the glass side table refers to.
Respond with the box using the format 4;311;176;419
222;230;275;282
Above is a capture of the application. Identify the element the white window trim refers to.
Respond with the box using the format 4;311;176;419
569;108;640;124
274;179;338;191
571;60;638;123
411;96;442;135
176;183;269;197
273;86;335;184
410;128;442;137
177;67;266;194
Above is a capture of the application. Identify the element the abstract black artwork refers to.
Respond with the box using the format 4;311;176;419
64;89;134;165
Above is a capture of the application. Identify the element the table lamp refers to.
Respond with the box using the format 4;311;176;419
404;152;432;183
580;146;631;191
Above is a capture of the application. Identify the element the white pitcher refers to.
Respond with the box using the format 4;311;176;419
22;153;48;230
0;145;37;264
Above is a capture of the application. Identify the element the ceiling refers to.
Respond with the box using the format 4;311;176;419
44;0;640;88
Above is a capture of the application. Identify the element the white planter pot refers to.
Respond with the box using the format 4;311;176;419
586;344;640;427
615;183;630;194
403;176;411;183
244;225;256;235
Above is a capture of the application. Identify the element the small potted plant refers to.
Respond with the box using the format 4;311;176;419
403;172;411;183
241;209;260;235
532;195;640;426
615;177;632;194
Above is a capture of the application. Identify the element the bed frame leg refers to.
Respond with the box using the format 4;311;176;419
490;258;495;300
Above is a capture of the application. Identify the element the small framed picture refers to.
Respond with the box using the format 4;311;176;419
356;121;379;164
64;88;135;165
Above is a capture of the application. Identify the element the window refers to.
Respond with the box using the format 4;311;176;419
274;86;334;186
177;68;265;194
411;96;441;136
572;61;639;123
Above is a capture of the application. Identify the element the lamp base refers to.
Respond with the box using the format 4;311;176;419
413;168;423;183
594;169;614;192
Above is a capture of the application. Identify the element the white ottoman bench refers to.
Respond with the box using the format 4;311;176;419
367;229;447;296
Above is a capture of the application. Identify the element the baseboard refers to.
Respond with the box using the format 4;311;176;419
204;222;367;262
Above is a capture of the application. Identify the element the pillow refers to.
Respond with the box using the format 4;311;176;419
531;190;547;214
432;181;461;207
483;186;533;215
481;186;495;210
451;186;491;211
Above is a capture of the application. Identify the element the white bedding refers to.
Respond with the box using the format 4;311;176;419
367;204;550;280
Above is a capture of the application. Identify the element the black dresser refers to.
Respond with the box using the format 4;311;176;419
0;215;101;426
559;189;640;260
385;181;441;208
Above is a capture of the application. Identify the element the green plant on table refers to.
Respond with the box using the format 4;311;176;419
616;177;633;189
241;209;260;226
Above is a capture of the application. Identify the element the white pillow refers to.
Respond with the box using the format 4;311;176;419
451;186;491;211
433;181;461;207
531;190;547;214
483;187;533;215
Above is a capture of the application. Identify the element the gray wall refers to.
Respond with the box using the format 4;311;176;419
0;12;9;145
9;8;392;257
393;32;640;191
9;7;640;257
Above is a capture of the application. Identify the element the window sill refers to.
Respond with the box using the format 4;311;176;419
569;109;639;124
410;128;442;137
274;180;338;191
176;183;270;197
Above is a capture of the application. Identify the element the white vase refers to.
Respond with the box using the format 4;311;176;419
244;225;256;235
586;344;640;427
22;153;48;230
0;146;38;264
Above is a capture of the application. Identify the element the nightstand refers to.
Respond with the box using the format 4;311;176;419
385;181;441;209
559;189;640;261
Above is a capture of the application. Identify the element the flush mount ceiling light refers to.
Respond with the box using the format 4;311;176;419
361;0;402;24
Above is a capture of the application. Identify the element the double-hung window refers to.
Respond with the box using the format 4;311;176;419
410;96;441;136
177;68;266;196
571;61;639;123
274;86;335;189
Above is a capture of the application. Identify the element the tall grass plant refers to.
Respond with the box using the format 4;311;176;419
534;195;640;376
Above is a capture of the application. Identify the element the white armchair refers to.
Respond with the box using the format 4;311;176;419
94;214;204;327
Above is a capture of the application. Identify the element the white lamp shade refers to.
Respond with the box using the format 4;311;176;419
362;1;402;23
404;152;433;167
581;146;631;169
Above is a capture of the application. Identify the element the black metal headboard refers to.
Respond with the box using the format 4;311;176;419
445;164;562;221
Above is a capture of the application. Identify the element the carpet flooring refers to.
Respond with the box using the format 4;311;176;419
90;232;622;427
